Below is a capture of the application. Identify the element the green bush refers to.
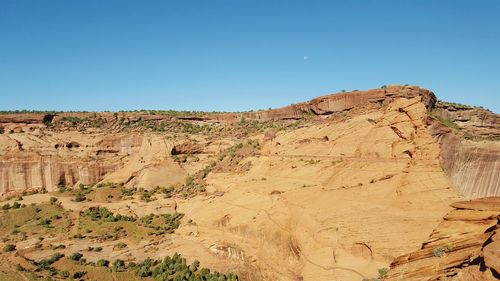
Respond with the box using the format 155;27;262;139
70;252;83;261
114;242;127;249
97;259;109;267
49;197;58;205
378;267;389;278
132;252;239;281
81;206;135;222
36;253;64;269
433;247;446;257
113;259;125;271
74;192;86;202
73;271;86;278
3;244;16;252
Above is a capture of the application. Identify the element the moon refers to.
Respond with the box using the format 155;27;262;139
303;56;308;61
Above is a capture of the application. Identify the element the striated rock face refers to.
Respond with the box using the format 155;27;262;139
428;119;500;199
0;132;193;195
0;154;121;193
0;133;140;194
386;197;500;281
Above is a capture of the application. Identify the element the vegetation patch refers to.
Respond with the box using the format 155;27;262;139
12;251;238;281
0;201;70;244
76;207;184;241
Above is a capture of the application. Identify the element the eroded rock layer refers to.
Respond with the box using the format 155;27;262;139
386;197;500;281
428;119;500;199
0;85;498;281
0;85;498;199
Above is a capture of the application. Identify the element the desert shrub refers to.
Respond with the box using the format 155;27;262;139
38;218;52;227
378;267;389;278
432;114;460;130
73;271;86;278
433;247;446;257
81;206;135;222
61;116;85;127
163;213;184;232
97;259;109;267
162;186;174;197
3;244;16;252
74;192;86;202
36;253;64;269
70;252;83;261
49;197;58;205
141;214;155;225
15;264;25;271
121;187;136;196
114;242;127;249
2;203;10;210
140;189;156;202
113;259;126;271
57;184;67;193
134;252;238;281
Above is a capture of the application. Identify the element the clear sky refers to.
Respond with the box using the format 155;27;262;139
1;0;499;113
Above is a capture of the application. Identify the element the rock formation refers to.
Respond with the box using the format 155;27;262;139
386;197;500;281
0;85;498;281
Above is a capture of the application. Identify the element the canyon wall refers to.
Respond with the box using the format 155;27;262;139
428;106;500;199
0;85;498;199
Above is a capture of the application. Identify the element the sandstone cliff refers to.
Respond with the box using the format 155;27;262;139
386;197;500;281
0;86;498;281
427;117;500;199
0;85;498;200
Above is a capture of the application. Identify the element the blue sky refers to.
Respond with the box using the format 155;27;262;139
1;0;499;112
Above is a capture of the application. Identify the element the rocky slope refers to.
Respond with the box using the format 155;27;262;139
0;85;498;281
0;85;498;199
386;197;500;281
